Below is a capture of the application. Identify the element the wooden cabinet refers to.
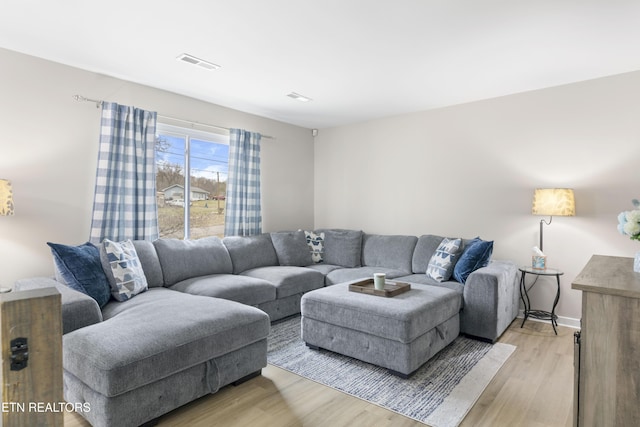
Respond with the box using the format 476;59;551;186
572;255;640;427
0;288;63;427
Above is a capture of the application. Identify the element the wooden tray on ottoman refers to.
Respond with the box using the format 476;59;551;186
348;279;411;298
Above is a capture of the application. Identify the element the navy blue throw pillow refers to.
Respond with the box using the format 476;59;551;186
453;239;494;284
47;241;111;307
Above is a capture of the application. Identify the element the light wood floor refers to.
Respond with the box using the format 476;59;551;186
64;319;575;427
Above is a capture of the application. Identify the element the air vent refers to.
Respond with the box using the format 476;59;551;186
176;53;221;70
287;92;312;102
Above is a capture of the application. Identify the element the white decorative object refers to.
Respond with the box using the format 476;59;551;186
304;230;325;263
373;273;386;290
103;239;148;301
616;199;640;272
426;238;462;282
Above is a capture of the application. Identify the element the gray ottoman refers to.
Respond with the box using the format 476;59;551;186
301;282;461;377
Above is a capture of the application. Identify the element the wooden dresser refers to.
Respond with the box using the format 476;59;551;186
572;255;640;427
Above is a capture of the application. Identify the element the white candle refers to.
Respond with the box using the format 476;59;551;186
373;273;386;290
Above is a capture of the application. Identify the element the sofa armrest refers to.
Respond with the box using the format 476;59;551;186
14;277;103;334
460;260;519;342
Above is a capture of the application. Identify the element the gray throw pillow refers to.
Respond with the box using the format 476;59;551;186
271;230;313;266
322;229;363;268
101;239;149;301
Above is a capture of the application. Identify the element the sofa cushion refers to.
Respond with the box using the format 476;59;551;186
153;237;232;286
324;267;409;286
426;237;462;282
131;240;164;288
453;238;494;284
168;274;276;306
361;234;417;273
411;235;444;274
102;239;148;301
14;277;104;334
223;234;279;274
270;230;313;266
304;230;325;263
240;266;325;299
66;288;270;397
47;241;111;308
305;263;342;276
321;229;363;268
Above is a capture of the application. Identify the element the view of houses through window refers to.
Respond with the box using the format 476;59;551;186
155;123;229;239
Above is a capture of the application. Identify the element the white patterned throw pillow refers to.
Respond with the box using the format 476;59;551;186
426;237;462;282
304;230;325;263
103;239;148;301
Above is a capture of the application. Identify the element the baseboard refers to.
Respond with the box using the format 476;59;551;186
517;310;580;330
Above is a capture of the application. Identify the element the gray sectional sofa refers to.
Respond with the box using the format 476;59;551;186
15;229;518;427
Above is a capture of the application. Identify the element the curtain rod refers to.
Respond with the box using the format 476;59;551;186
73;95;274;139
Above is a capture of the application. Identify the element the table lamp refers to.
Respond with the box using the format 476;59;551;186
0;179;14;216
532;188;575;252
0;179;14;292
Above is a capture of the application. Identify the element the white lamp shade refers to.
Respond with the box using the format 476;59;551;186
532;188;575;216
0;179;14;216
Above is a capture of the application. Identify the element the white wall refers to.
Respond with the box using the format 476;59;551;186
0;48;314;286
314;71;640;323
3;47;639;324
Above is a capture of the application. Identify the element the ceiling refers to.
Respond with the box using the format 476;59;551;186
2;1;640;129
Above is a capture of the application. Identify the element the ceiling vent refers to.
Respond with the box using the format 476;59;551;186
176;53;221;70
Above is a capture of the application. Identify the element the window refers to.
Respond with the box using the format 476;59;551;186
155;123;229;239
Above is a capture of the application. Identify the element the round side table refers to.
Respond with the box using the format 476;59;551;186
519;266;563;335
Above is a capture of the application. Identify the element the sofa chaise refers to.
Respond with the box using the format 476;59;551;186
15;229;518;427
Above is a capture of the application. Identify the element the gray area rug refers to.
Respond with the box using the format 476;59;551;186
267;316;515;427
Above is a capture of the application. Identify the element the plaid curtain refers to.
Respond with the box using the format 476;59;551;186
224;129;262;236
90;102;158;243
